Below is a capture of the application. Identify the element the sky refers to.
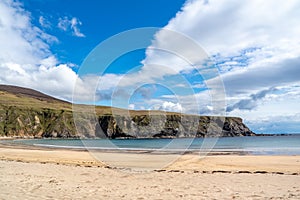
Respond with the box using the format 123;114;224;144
0;0;300;133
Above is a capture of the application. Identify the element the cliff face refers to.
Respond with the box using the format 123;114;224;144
0;106;255;138
0;106;76;138
0;85;255;138
94;115;254;138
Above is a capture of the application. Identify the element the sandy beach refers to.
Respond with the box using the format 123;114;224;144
1;143;300;199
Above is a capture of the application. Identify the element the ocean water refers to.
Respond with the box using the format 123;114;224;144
10;135;300;155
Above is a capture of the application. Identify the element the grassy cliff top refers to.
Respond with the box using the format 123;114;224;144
0;85;183;116
0;84;241;120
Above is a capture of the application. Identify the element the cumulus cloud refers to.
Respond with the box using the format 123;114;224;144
0;0;87;101
146;0;300;83
58;16;85;37
0;62;79;101
164;90;222;115
159;0;300;56
2;0;300;133
146;0;300;81
145;0;300;105
0;0;57;65
136;0;300;132
159;101;183;112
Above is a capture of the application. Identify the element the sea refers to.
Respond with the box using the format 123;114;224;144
8;135;300;155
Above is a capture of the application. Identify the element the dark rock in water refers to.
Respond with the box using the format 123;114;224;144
0;84;255;138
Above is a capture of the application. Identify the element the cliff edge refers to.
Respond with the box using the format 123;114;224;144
0;85;255;138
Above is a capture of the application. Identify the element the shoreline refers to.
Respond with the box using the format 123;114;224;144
1;141;300;174
1;141;300;199
2;136;300;157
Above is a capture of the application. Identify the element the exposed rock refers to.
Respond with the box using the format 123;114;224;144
0;85;255;138
95;115;255;138
0;106;76;138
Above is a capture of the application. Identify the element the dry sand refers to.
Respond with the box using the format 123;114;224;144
1;144;300;199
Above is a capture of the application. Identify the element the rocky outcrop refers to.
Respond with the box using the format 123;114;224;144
0;85;255;138
0;106;76;138
0;106;255;138
94;115;255;138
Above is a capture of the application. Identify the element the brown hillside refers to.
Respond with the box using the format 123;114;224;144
0;85;68;103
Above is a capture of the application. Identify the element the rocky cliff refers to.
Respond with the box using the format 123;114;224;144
0;85;255;138
94;114;255;138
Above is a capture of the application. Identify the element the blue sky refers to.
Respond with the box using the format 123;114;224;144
22;0;186;66
1;0;300;133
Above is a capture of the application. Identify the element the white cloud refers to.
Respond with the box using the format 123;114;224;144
139;0;300;132
128;104;135;110
70;17;85;37
159;101;183;113
0;0;57;65
162;0;300;56
58;16;85;37
145;0;300;77
145;0;300;78
208;57;300;97
0;0;89;101
1;0;300;134
39;16;51;28
246;113;300;133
